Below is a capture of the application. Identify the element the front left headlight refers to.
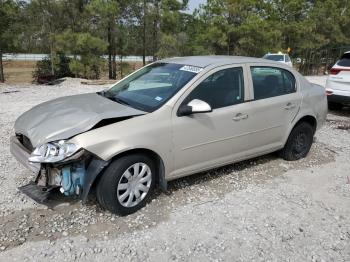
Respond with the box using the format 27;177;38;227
28;140;80;163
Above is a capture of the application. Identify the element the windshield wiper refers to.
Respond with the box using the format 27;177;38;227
97;90;110;97
98;91;130;106
98;91;145;111
112;96;131;106
104;95;131;107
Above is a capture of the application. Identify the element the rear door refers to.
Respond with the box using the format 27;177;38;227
245;65;302;148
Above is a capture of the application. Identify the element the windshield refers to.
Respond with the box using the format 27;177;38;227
102;63;199;112
263;55;285;62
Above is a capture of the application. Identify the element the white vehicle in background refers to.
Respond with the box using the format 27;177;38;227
263;53;293;67
326;51;350;110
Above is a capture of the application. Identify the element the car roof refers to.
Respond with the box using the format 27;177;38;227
265;53;287;56
159;56;272;68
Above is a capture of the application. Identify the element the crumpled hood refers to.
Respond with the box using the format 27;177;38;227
14;93;146;147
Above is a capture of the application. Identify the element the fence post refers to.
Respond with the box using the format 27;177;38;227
0;51;4;83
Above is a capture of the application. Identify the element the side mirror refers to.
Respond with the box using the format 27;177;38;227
178;99;212;117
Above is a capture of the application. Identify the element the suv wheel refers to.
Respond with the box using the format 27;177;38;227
96;154;156;216
328;101;343;111
279;122;314;161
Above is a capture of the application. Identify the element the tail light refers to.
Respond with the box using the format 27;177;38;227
326;90;333;96
330;68;341;75
330;68;350;75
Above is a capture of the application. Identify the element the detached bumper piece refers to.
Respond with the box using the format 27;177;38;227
18;182;55;204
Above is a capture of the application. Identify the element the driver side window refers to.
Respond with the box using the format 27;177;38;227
183;67;245;109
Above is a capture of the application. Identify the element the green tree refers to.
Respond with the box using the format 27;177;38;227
192;0;283;56
25;0;64;75
86;0;119;79
2;0;350;82
155;0;190;58
310;0;350;49
56;30;108;79
0;0;21;82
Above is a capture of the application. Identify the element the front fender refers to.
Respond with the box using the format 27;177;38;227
81;158;110;203
70;107;173;179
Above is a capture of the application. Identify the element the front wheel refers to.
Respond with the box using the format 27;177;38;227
279;122;314;161
96;154;156;216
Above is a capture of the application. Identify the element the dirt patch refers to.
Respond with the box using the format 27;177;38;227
2;60;144;84
3;61;36;84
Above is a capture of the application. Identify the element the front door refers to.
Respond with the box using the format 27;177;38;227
170;65;254;178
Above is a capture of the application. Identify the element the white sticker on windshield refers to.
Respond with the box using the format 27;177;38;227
155;96;163;101
179;65;203;74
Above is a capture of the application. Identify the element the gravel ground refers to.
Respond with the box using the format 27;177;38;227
0;77;349;261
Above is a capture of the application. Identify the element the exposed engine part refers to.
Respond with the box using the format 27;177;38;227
47;167;62;186
36;167;48;187
60;164;86;196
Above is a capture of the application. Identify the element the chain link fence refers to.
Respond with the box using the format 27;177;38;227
294;46;350;76
4;49;350;76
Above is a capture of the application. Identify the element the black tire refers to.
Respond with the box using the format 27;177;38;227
279;122;314;161
96;154;156;216
328;101;343;111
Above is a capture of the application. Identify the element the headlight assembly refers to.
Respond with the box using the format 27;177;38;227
28;140;81;163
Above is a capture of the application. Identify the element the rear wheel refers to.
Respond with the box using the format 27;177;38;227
328;101;343;111
279;122;314;161
96;154;156;216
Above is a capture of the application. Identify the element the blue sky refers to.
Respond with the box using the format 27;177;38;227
187;0;206;12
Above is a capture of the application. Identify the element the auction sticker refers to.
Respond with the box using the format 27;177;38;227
155;96;163;101
179;65;203;74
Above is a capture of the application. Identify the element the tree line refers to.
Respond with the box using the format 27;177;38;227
0;0;349;82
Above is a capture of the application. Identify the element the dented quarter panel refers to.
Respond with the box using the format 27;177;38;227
282;73;327;145
14;93;146;147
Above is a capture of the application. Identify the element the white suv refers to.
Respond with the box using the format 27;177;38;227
326;51;350;110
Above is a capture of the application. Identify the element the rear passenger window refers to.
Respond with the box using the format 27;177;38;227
338;53;350;67
183;67;244;109
250;67;296;100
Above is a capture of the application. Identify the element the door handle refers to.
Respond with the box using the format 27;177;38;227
233;113;249;121
284;102;296;110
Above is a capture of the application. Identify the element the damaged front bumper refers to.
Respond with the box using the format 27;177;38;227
10;136;109;204
10;136;40;174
